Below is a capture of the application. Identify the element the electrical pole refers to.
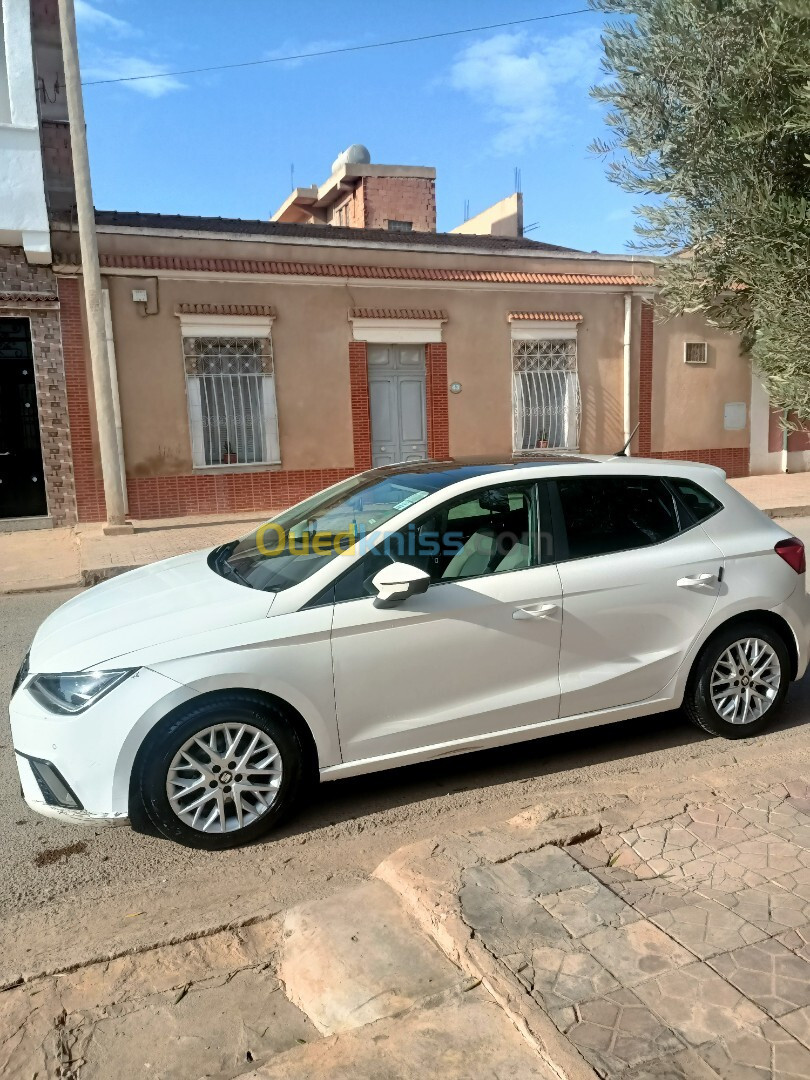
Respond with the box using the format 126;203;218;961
58;0;129;531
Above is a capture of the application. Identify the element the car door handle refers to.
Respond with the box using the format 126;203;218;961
676;573;715;588
513;603;558;620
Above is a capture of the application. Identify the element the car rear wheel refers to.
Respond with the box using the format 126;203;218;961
133;692;306;849
684;622;790;739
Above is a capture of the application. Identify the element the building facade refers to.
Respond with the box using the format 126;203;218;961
48;210;756;523
1;4;805;531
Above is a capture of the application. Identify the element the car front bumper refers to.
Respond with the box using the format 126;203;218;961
10;666;198;823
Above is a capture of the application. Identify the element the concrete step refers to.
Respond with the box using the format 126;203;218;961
276;879;472;1035
245;986;548;1080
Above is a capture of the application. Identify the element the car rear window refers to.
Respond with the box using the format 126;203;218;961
668;478;723;522
556;476;680;560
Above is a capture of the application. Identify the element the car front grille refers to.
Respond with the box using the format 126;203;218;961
11;651;30;699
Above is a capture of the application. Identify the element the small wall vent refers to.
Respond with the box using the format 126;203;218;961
684;341;708;365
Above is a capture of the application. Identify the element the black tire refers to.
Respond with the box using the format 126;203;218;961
132;691;306;850
684;621;791;739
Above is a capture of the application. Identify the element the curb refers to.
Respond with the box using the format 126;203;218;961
80;564;137;587
765;504;810;519
375;812;604;1080
0;579;82;596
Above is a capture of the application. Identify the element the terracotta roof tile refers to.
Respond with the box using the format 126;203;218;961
96;253;646;288
508;311;583;321
350;308;447;320
176;302;276;317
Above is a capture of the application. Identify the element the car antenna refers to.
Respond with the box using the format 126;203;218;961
615;423;640;457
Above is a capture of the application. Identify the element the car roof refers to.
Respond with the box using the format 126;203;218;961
363;456;724;489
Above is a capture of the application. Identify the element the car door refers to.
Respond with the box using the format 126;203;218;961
329;480;563;763
551;474;725;717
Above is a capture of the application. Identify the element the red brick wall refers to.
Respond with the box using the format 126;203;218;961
426;343;450;459
60;276;106;521
125;469;354;520
358;176;436;232
638;301;654;456
650;447;748;478
349;341;373;470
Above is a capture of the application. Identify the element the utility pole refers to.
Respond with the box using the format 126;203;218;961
58;0;129;532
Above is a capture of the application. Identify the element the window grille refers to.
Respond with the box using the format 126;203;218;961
183;335;279;467
512;338;581;452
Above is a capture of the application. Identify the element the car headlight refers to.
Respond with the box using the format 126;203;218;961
28;669;136;715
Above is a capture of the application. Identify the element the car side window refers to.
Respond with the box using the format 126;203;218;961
332;482;537;603
555;476;680;561
668;478;723;523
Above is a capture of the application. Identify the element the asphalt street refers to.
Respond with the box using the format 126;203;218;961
2;522;810;983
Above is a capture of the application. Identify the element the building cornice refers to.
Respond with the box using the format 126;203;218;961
55;251;651;288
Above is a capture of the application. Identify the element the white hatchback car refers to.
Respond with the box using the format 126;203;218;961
10;458;810;848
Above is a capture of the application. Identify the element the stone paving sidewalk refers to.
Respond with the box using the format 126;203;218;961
75;512;267;586
731;474;810;518
379;776;810;1079
0;512;268;593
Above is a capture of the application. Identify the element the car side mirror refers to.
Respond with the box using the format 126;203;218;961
371;562;431;607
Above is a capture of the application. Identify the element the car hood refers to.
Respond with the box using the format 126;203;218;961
30;548;274;673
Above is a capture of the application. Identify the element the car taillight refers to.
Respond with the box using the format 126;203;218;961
775;537;806;574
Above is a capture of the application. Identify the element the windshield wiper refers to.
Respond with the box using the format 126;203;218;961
208;540;250;587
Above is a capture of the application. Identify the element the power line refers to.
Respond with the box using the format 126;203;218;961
81;9;593;88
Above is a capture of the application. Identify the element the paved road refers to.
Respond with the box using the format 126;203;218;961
2;523;810;982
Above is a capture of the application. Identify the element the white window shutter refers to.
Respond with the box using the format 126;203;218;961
262;375;280;464
186;376;206;467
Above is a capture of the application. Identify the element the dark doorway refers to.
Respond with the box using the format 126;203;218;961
0;318;47;518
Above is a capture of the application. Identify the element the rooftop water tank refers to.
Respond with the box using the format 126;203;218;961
331;144;371;172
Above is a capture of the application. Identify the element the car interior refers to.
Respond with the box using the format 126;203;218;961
330;484;535;602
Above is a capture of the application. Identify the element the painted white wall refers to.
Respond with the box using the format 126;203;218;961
749;368;810;475
0;0;50;263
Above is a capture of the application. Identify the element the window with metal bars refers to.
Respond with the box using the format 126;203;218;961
512;337;581;452
183;334;280;467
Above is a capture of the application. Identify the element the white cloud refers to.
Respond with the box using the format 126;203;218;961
75;0;132;36
82;55;185;96
448;29;603;154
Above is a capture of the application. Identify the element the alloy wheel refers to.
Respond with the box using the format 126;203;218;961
166;722;282;832
709;637;782;725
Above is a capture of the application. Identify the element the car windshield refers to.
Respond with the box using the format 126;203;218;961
211;468;461;592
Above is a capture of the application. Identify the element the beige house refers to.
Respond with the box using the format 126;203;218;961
45;172;766;523
2;1;806;530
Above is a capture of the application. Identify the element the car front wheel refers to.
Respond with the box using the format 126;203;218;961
684;622;790;739
132;692;306;849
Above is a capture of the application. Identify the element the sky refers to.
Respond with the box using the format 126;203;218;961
75;0;640;253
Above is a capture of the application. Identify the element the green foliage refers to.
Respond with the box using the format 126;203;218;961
591;0;810;421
